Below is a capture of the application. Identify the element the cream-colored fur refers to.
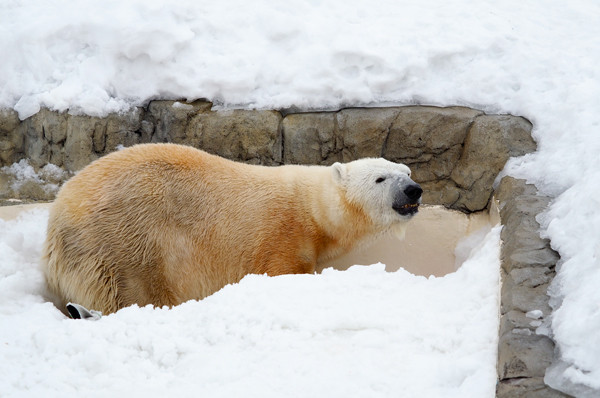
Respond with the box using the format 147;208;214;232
42;143;418;314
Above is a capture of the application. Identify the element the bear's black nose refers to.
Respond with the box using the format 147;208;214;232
404;184;423;201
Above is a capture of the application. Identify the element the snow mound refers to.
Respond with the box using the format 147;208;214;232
0;209;501;397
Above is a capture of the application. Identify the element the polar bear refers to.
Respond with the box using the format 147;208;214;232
43;143;422;315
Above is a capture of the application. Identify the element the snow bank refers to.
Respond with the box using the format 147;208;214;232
1;0;600;395
0;210;501;397
540;172;600;397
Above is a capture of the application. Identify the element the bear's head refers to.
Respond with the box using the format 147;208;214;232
332;158;422;229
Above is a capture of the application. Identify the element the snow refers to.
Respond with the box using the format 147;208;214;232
1;160;67;194
0;209;501;397
526;310;544;320
1;0;600;396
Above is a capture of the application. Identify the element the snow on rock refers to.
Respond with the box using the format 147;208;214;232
0;209;502;398
1;160;67;194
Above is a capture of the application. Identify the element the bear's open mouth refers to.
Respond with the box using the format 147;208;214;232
393;203;419;216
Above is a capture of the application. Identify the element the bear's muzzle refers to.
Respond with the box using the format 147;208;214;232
392;183;422;216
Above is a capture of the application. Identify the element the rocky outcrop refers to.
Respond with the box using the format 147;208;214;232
0;102;535;213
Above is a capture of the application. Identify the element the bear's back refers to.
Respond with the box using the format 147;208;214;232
43;144;329;314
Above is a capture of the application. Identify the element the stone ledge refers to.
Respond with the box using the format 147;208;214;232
494;177;570;397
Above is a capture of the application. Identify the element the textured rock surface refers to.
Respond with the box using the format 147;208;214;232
498;333;554;379
337;107;400;160
146;100;212;145
0;109;22;165
452;115;535;211
282;112;338;165
0;103;534;211
494;177;570;398
497;377;572;398
384;106;482;208
187;109;283;165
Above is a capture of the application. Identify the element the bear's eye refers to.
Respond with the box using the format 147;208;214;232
375;177;386;184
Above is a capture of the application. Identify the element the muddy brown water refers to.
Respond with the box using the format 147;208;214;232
319;204;499;277
0;202;53;221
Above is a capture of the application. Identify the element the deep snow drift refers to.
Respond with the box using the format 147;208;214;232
1;0;600;396
0;209;501;397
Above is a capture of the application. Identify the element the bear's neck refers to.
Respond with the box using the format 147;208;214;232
304;170;382;263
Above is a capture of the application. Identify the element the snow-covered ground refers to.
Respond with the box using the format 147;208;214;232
1;0;599;396
0;208;501;397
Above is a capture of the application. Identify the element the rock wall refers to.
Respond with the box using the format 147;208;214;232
0;102;569;396
494;177;570;397
1;101;534;213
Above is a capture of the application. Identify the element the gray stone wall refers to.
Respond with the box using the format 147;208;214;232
1;102;534;213
494;177;570;397
0;102;569;396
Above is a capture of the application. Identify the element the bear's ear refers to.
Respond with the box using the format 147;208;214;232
331;162;346;185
